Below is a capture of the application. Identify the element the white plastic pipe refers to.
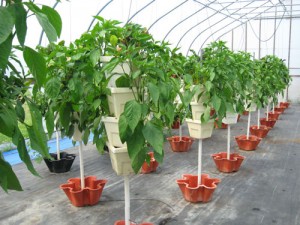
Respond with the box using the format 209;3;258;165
179;124;182;141
257;108;260;129
56;130;60;160
247;112;251;140
79;141;85;189
198;139;202;186
285;88;288;102
227;125;230;160
266;104;269;121
124;176;130;225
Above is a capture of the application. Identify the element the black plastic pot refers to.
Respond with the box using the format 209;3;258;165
44;152;76;173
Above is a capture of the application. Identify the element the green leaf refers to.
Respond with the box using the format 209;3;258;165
35;12;57;42
142;121;163;155
0;7;15;45
0;155;23;192
131;146;147;174
132;70;142;79
41;5;62;38
13;3;27;46
0;103;18;137
82;129;90;145
115;76;130;87
0;34;13;71
123;100;141;132
59;103;71;132
205;81;213;91
26;100;49;157
12;128;39;176
45;108;54;139
118;114;131;143
23;46;46;88
45;77;60;99
90;49;101;67
15;100;25;123
126;122;146;173
201;106;211;123
165;103;175;126
148;83;159;106
95;137;105;153
101;57;119;73
212;94;221;111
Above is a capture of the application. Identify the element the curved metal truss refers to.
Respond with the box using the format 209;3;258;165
38;0;300;56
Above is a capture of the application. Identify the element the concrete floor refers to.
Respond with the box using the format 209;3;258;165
1;104;299;225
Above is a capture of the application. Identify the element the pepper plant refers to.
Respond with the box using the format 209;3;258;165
0;0;61;192
102;22;189;172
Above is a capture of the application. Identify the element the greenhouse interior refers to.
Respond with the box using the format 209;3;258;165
0;0;300;224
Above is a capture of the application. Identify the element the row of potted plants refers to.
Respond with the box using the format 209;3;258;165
0;6;291;223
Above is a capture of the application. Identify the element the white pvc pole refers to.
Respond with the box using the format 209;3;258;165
227;125;230;160
266;104;269;121
79;141;85;189
179;124;182;141
247;112;251;140
257;108;260;129
124;176;130;225
198;139;202;186
56;130;60;160
285;88;288;102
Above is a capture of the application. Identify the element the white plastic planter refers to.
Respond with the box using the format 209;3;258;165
100;56;130;87
106;142;134;176
190;102;206;120
102;117;125;148
186;119;214;139
222;112;239;125
108;87;135;119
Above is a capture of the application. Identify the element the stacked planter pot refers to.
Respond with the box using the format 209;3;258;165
103;89;136;176
176;95;220;203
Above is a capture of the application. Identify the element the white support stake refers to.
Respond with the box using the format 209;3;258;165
56;130;60;160
285;88;288;102
79;141;85;189
198;139;202;186
179;124;182;141
124;176;130;225
257;108;260;129
247;112;251;140
227;125;231;160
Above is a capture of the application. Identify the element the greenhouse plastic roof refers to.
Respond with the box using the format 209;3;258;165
35;0;300;55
